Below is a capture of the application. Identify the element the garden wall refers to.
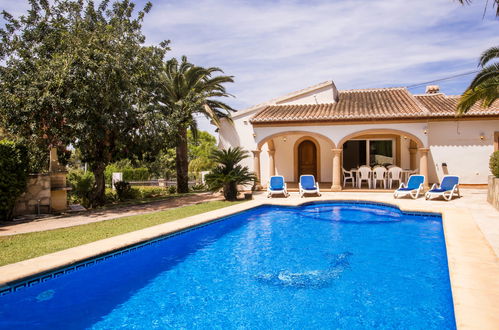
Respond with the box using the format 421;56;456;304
487;176;499;211
13;174;51;215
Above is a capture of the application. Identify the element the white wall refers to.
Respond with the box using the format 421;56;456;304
428;120;499;184
276;85;336;105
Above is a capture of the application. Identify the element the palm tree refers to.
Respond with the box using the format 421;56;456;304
204;147;256;201
158;56;235;193
457;46;499;114
456;0;499;17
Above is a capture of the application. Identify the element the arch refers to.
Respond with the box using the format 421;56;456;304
337;128;424;149
294;136;321;182
257;130;336;150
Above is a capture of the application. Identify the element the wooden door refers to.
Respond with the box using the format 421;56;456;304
298;140;317;179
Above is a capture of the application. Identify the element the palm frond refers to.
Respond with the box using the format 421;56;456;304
467;63;499;90
457;78;499;114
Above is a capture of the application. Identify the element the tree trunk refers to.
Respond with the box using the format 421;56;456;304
90;162;107;207
223;182;238;201
176;127;189;193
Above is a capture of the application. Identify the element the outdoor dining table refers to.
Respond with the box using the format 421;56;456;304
349;167;415;188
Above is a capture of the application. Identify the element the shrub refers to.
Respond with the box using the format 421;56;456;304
490;151;499;178
105;189;119;203
0;140;29;220
167;185;177;194
205;147;256;201
137;186;166;198
123;168;150;182
114;181;133;201
68;170;95;208
191;183;206;191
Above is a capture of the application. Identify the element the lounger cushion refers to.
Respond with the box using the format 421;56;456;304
440;176;459;191
300;175;317;190
269;176;284;190
406;175;424;190
428;188;449;193
397;187;414;191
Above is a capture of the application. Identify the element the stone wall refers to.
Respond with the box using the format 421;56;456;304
487;176;499;211
13;174;51;216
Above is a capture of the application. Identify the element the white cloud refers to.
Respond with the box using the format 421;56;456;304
1;0;497;134
143;0;498;112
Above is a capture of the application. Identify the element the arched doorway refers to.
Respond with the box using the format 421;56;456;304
298;140;317;178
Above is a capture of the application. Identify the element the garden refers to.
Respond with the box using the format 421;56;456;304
0;1;256;221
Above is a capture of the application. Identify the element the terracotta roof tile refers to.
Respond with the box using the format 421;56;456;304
250;87;499;123
414;94;499;117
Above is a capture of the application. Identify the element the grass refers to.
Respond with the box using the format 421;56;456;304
0;200;243;267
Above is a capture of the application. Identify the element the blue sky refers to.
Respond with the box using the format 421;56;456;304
1;0;498;134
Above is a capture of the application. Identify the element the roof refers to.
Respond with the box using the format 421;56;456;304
232;80;334;119
414;93;499;117
250;87;499;124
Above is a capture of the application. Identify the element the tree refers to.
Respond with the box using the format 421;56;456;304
457;46;499;114
188;130;218;176
457;0;499;17
0;140;29;220
205;147;256;201
0;0;168;206
158;56;235;193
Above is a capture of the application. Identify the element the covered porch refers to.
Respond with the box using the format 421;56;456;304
251;129;429;191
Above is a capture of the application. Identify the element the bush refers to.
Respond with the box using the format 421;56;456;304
167;185;177;194
137;186;166;198
105;189;119;203
114;181;133;201
0;140;29;220
123;168;150;182
191;184;206;191
68;170;95;208
490;151;499;178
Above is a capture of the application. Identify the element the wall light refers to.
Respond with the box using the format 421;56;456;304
252;133;257;138
423;126;428;135
480;132;485;140
282;137;287;142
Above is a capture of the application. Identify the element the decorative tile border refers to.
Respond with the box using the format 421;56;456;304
0;200;440;296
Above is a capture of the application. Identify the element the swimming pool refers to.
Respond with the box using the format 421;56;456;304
0;201;456;329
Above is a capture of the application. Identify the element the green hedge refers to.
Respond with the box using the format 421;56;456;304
104;165;150;185
490;151;499;178
123;168;150;182
0;140;29;220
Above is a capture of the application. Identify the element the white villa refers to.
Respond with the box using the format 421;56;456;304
218;81;499;190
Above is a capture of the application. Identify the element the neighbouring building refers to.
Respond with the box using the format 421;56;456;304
218;81;499;189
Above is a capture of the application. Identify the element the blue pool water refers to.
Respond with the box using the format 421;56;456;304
0;202;456;329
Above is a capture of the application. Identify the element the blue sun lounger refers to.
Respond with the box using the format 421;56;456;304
393;175;425;199
267;176;289;198
299;175;321;197
425;175;460;201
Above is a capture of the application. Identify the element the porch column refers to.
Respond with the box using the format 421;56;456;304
331;148;343;191
268;149;276;177
252;150;262;189
409;148;418;170
418;148;430;189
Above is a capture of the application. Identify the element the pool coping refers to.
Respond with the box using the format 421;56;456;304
0;196;498;329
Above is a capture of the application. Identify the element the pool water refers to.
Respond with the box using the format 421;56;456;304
0;202;456;329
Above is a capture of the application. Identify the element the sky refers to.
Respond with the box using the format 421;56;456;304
1;0;498;135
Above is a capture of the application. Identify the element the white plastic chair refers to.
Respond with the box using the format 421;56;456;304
342;168;355;188
372;166;387;189
357;166;371;189
388;166;403;189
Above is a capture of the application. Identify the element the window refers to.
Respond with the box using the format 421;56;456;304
369;140;393;166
